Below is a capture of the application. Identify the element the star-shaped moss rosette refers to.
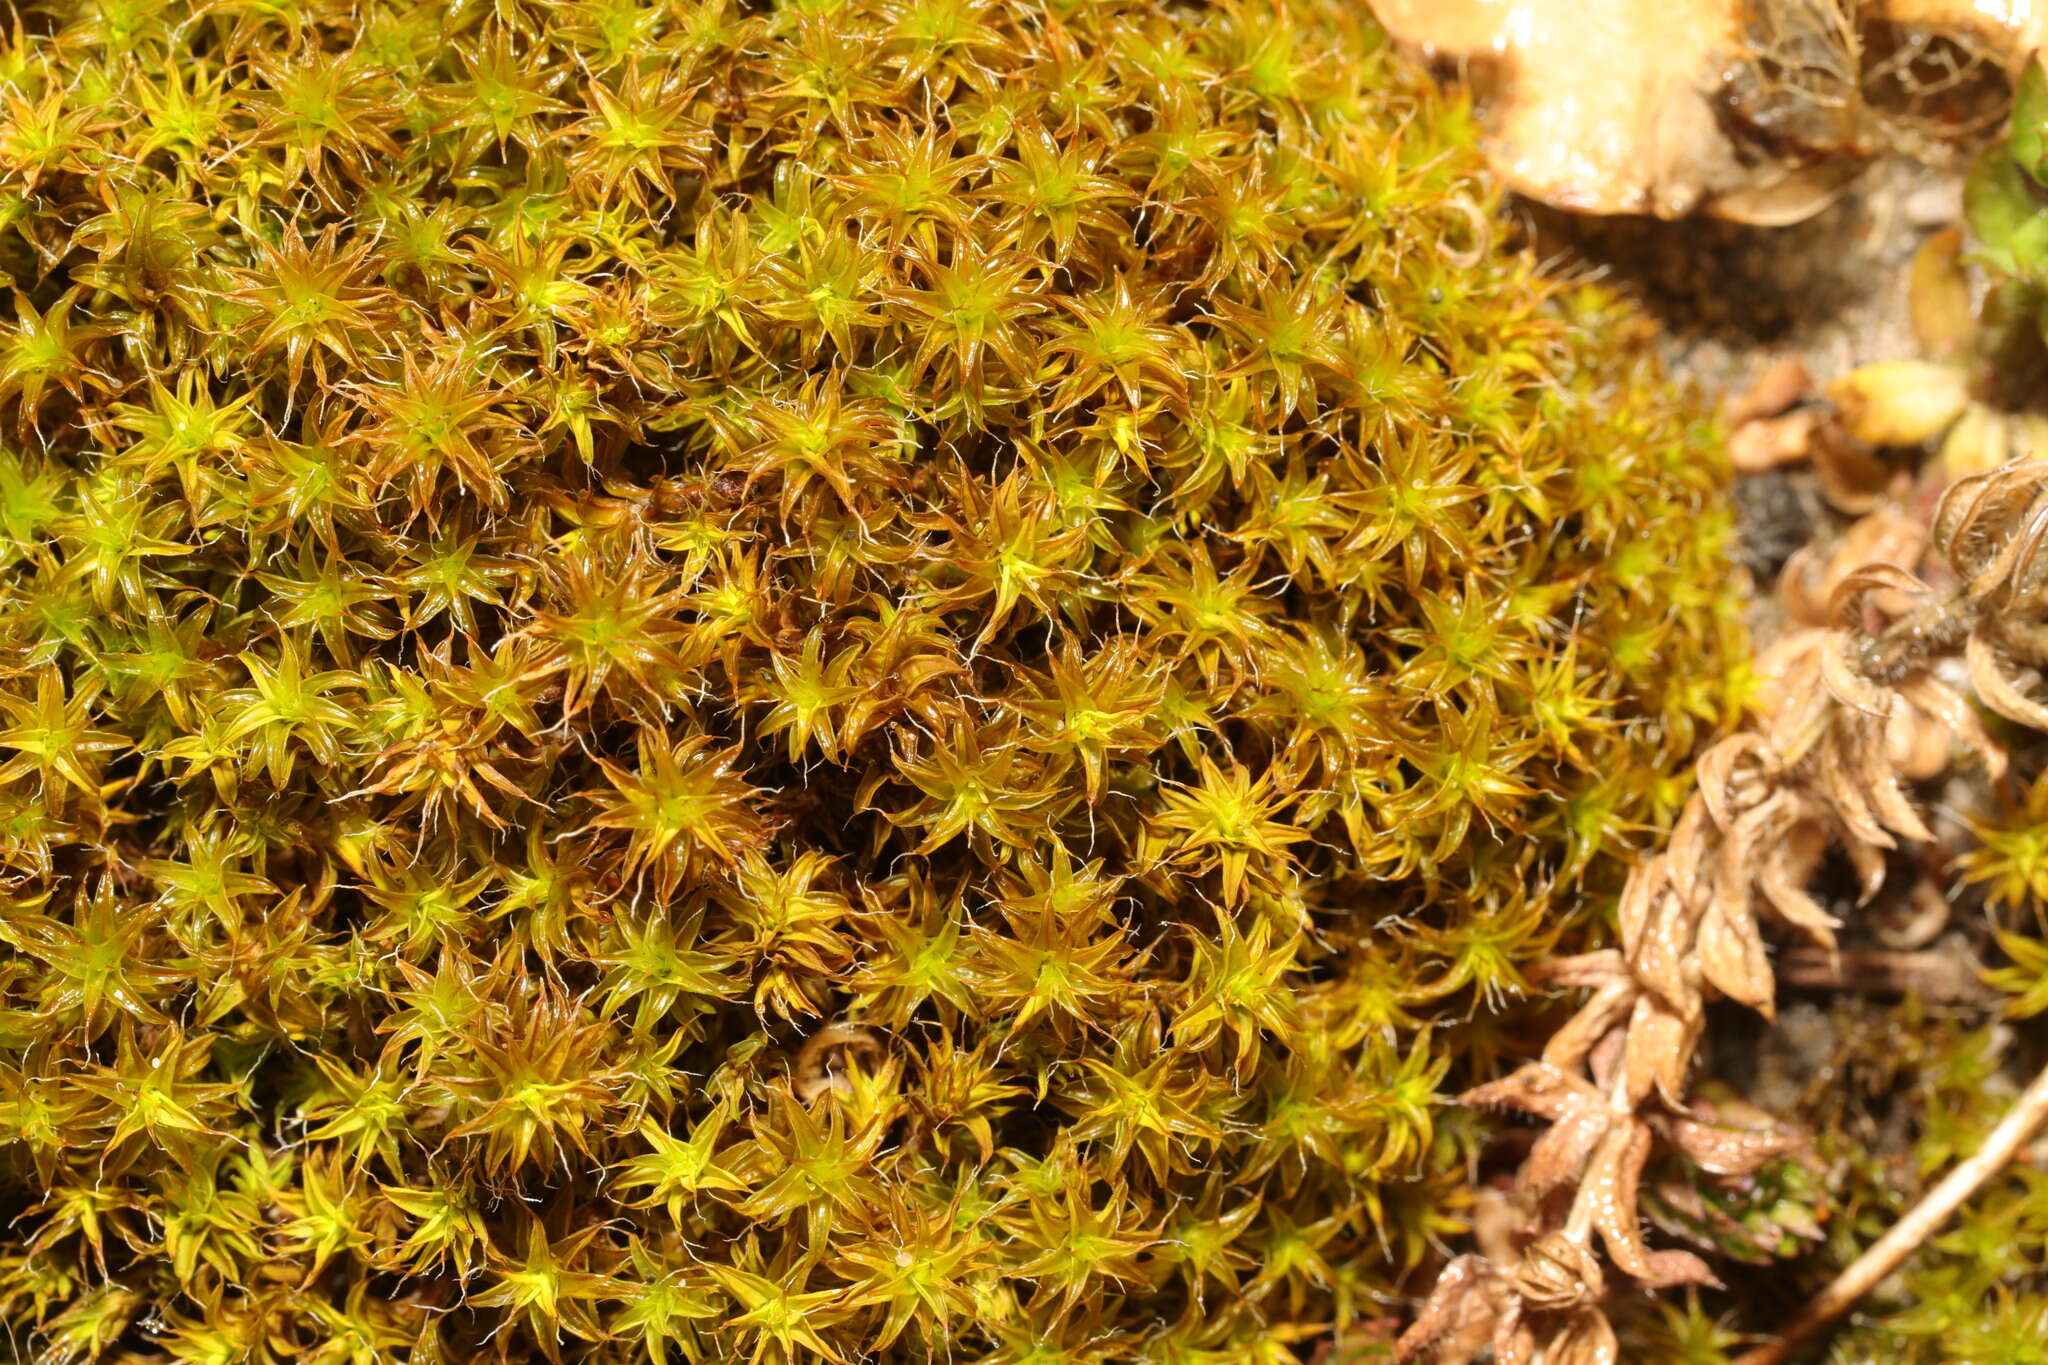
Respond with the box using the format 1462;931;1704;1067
0;2;1744;1361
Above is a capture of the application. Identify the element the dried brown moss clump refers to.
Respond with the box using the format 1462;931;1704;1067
0;1;1739;1360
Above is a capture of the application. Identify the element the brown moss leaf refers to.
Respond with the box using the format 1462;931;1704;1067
1540;977;1639;1073
1522;1103;1615;1197
1638;1248;1725;1291
1856;713;1936;842
1622;993;1702;1106
1820;630;1896;718
1394;1256;1519;1365
1657;1109;1808;1177
1513;1231;1607;1310
1546;1308;1618;1365
1966;628;2048;729
1900;674;2009;778
1581;1122;1659;1280
1756;829;1843;947
1696;897;1776;1017
1696;734;1775;833
1460;1061;1602;1123
1629;890;1701;1018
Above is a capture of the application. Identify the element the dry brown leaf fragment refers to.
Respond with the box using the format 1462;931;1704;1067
1828;361;1972;447
1526;950;1630;989
1724;356;1813;428
1667;801;1716;903
1618;854;1671;959
1755;644;1838;761
1493;1316;1538;1365
1729;408;1822;473
1824;517;1930;618
1908;227;1978;361
1472;1186;1525;1266
1811;426;1902;516
1842;818;1894;906
1640;1248;1726;1290
1586;1018;1630;1094
1652;1175;1713;1228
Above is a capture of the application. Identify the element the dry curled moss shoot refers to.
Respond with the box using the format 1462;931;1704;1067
1401;457;2048;1364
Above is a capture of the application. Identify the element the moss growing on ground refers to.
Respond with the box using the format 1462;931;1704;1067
0;0;1740;1360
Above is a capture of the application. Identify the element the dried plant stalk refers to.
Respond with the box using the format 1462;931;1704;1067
1400;460;2048;1365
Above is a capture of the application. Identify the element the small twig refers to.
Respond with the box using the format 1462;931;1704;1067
1736;1056;2048;1365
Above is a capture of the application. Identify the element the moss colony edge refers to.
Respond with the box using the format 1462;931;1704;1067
0;0;1741;1361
